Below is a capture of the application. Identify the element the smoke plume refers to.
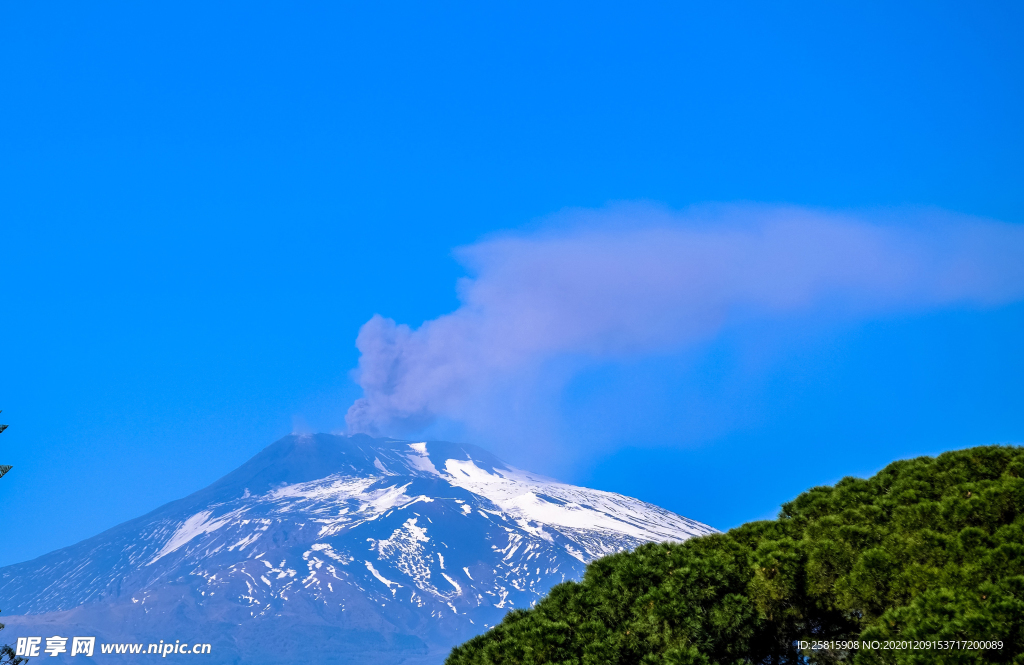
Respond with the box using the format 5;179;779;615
345;204;1024;443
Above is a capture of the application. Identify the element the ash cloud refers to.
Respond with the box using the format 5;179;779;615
345;203;1024;442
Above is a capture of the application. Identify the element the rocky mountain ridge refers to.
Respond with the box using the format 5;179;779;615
0;434;716;664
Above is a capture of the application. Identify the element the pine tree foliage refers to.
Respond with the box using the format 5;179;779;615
447;446;1024;665
0;414;22;664
0;612;27;665
0;413;9;480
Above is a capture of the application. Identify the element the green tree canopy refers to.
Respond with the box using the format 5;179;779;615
0;413;22;664
0;413;9;480
0;611;27;665
447;445;1024;665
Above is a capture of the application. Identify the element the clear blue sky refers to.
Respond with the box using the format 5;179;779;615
1;1;1022;567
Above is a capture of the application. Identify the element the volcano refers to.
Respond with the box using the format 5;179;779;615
0;434;716;664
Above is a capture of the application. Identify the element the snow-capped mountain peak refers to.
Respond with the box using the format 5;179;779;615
0;434;716;665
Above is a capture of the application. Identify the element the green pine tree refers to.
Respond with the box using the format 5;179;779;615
0;413;9;480
447;445;1024;665
0;415;23;664
0;611;27;665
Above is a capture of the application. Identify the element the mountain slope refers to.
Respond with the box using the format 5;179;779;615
0;434;715;664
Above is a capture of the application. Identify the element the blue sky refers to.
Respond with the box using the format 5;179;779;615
1;1;1022;567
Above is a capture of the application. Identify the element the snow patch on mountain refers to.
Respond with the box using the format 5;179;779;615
147;508;243;565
